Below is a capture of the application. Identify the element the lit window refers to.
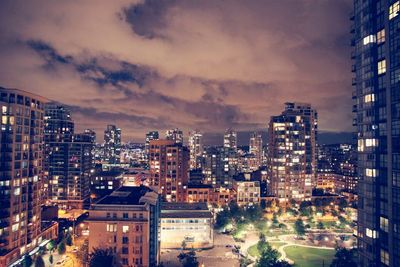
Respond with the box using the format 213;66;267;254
364;94;375;103
358;139;364;152
363;35;376;45
377;29;385;44
106;224;117;232
389;1;400;20
381;249;390;265
378;60;386;75
380;217;389;232
365;168;378;178
366;228;377;238
122;225;129;233
365;138;378;147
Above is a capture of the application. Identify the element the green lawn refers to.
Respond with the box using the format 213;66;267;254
284;245;335;267
248;242;286;258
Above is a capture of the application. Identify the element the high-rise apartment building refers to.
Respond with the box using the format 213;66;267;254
188;130;203;169
352;1;400;266
145;131;159;159
88;186;160;267
202;147;237;187
104;124;121;164
0;88;46;264
165;128;183;145
223;128;237;151
45;104;94;209
249;132;263;168
267;102;317;202
148;140;189;202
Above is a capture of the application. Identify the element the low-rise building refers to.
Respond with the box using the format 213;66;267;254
233;180;260;206
160;202;213;249
88;186;160;267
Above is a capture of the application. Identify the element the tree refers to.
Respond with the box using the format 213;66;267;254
177;249;199;267
34;255;45;267
255;242;292;267
57;241;66;255
317;221;325;229
257;233;267;253
330;248;357;267
338;198;348;211
89;248;117;267
22;254;33;267
215;209;230;229
294;219;306;236
260;199;267;210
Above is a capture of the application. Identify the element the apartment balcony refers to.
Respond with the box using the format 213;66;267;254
352;78;357;86
351;51;356;59
351;65;356;72
349;11;355;21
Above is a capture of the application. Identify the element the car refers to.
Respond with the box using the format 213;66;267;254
225;244;233;248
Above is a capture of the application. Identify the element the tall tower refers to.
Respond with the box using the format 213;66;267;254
249;132;263;168
0;88;47;264
165;128;183;145
352;1;400;266
149;139;189;202
224;128;237;151
267;102;317;202
188;130;203;169
45;104;94;209
104;125;121;165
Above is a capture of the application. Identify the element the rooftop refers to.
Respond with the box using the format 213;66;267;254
94;186;157;206
161;202;209;211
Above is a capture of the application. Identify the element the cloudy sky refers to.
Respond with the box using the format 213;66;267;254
0;0;353;142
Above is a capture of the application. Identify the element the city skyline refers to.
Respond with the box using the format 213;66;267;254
0;1;353;141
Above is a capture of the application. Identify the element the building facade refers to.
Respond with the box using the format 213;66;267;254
267;102;317;202
352;1;400;266
188;130;203;170
0;88;47;265
223;128;237;151
45;105;94;209
165;128;183;145
149;140;189;202
145;131;159;160
249;132;263;169
233;180;261;207
88;186;160;267
104;124;121;165
160;202;213;249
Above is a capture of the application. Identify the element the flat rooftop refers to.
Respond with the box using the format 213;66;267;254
95;186;154;206
161;202;212;219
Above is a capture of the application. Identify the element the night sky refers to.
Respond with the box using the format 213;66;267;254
0;0;353;142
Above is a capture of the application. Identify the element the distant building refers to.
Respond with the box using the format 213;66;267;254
165;128;183;145
185;185;235;206
145;131;159;159
188;130;203;169
249;132;263;168
268;102;317;202
160;202;213;249
224;128;237;151
203;147;237;187
149;140;189;202
88;186;160;267
104;125;121;164
90;169;124;199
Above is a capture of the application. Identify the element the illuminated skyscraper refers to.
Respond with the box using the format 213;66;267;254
0;88;47;265
104;124;121;164
267;102;317;202
352;1;400;266
249;132;263;168
149;139;189;202
188;130;203;169
223;128;237;151
45;104;94;209
165;128;183;144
